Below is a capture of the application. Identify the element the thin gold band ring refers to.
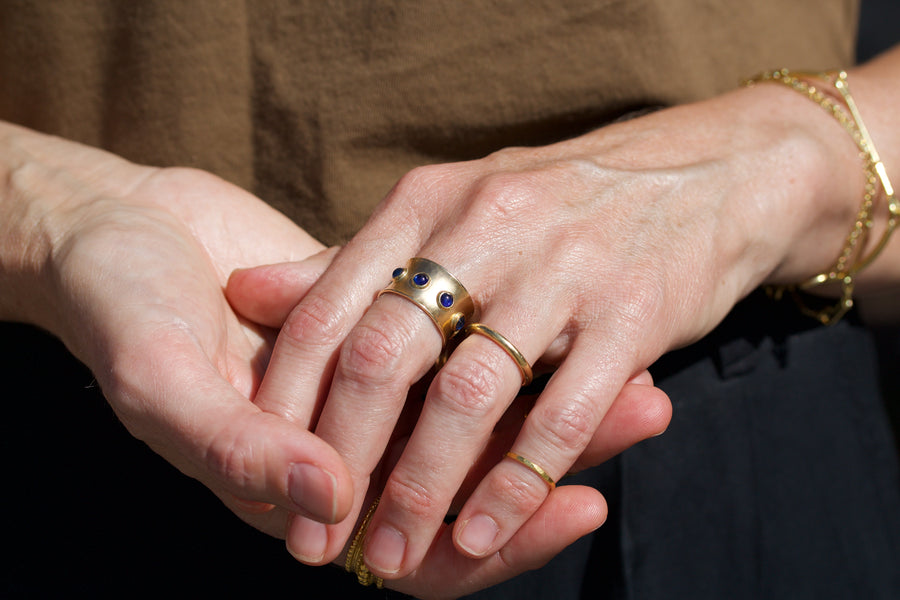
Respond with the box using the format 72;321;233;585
465;323;533;386
504;451;556;491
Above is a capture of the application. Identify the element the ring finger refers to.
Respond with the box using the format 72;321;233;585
359;280;570;578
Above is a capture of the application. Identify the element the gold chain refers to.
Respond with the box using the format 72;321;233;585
344;496;384;588
745;69;898;325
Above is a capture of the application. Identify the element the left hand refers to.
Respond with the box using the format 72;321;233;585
245;82;865;579
228;259;671;598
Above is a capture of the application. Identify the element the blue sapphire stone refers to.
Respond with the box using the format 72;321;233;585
413;272;430;287
439;292;454;308
455;315;466;331
392;267;405;279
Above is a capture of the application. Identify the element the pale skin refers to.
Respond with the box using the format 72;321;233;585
2;44;899;599
0;125;669;597
229;45;900;591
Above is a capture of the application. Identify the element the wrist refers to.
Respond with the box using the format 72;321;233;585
0;122;56;325
739;82;869;287
746;69;898;322
0;122;147;330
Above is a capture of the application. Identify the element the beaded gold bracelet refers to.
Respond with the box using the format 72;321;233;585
744;69;898;325
344;496;384;588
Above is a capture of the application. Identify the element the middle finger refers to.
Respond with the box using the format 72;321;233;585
356;266;570;578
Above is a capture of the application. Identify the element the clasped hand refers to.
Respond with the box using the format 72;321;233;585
228;85;842;593
11;80;848;598
4;121;670;598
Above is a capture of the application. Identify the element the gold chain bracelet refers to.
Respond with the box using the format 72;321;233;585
344;496;384;589
744;69;898;325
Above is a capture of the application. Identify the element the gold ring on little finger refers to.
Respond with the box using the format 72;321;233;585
504;452;556;491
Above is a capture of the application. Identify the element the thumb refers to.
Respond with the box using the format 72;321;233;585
108;333;355;527
225;246;340;328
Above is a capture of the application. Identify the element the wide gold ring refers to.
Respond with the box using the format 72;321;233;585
344;496;384;588
504;452;556;491
464;323;533;386
378;257;475;344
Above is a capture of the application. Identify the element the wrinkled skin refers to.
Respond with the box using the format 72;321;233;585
0;122;670;598
240;75;893;585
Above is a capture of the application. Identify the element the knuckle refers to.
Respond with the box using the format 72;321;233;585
545;229;592;270
280;293;348;349
470;159;595;224
429;356;504;420
618;272;666;322
387;164;452;210
338;321;406;388
577;269;666;342
396;163;443;190
484;468;546;517
470;172;537;222
483;144;528;163
204;423;257;490
598;275;669;356
382;473;439;522
534;395;597;450
372;163;459;244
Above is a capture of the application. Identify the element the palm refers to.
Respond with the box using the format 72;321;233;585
17;128;668;596
43;160;327;537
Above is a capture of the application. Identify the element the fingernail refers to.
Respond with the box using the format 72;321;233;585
230;494;276;514
289;463;337;522
456;514;500;557
364;525;406;574
285;516;328;564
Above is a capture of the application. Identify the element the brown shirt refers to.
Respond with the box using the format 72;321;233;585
0;0;859;245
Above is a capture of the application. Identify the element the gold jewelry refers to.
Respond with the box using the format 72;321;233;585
504;451;556;491
379;257;476;343
344;496;384;589
744;69;898;325
464;323;533;386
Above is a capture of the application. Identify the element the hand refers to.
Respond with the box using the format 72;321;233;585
0;123;354;538
228;259;671;597
228;259;672;485
242;81;867;579
1;123;671;600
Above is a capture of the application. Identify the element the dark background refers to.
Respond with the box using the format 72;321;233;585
861;0;900;452
2;2;899;597
857;0;900;62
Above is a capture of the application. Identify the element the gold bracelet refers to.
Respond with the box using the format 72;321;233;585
744;69;898;325
344;496;384;589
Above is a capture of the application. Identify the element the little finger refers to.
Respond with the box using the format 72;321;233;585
452;340;631;558
389;484;607;600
